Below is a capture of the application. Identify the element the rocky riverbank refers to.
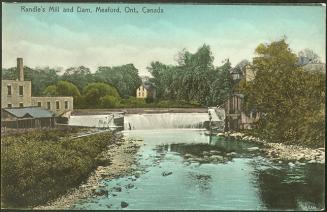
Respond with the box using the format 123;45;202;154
218;132;325;164
34;137;143;210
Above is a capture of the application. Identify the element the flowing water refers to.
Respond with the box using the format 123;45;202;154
69;113;325;210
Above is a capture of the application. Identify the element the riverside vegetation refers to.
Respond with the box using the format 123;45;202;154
1;129;121;208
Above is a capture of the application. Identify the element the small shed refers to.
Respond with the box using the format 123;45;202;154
1;107;56;129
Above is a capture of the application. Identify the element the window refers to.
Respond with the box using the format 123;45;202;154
7;85;12;96
19;86;24;96
37;102;42;107
19;102;24;107
56;101;60;110
47;102;51;110
65;101;69;109
7;104;12;108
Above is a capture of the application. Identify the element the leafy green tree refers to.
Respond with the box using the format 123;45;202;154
100;95;120;108
43;85;58;96
61;66;94;91
2;66;60;96
83;83;120;108
43;81;81;98
94;64;142;98
243;39;325;147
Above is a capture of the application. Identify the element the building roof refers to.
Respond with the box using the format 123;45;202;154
302;63;326;73
2;107;55;118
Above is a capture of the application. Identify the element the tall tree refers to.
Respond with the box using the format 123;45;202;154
243;39;325;147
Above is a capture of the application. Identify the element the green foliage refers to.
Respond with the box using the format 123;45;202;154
94;64;142;98
148;44;233;106
82;83;120;108
43;85;58;96
1;130;117;207
100;95;121;108
61;66;94;91
243;39;325;147
43;81;81;98
2;67;60;96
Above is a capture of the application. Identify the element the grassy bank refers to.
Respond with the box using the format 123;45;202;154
1;129;118;208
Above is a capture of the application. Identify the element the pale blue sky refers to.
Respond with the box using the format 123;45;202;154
2;3;326;76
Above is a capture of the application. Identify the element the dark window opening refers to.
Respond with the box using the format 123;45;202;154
47;102;51;110
19;86;24;96
65;101;69;109
7;104;12;108
37;102;42;107
7;85;12;96
56;101;60;110
19;103;24;107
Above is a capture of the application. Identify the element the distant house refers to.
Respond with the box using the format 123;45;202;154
136;83;156;99
1;106;56;129
1;58;73;117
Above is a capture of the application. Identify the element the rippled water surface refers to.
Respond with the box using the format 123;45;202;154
72;129;324;210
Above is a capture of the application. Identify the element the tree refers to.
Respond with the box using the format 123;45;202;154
100;95;120;108
243;39;325;147
43;81;81;99
298;48;321;65
61;66;94;91
94;64;142;98
2;66;60;96
83;83;120;108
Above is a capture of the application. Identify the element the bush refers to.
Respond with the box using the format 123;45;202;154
1;130;117;208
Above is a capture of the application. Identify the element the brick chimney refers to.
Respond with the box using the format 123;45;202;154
17;57;24;81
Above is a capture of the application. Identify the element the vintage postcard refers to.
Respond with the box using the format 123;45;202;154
1;2;325;210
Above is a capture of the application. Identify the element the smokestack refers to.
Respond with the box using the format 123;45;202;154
17;58;24;81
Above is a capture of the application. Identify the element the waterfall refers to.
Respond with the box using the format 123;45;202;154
69;115;116;128
124;113;209;130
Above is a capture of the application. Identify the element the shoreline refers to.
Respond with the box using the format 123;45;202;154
219;132;325;164
34;135;143;210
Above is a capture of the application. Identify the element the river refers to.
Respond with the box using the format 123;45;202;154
68;113;325;210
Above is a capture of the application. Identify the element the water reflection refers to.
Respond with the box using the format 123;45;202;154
251;161;325;210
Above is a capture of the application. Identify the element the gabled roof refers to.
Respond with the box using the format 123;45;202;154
2;107;55;118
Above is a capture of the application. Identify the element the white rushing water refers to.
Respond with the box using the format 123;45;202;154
124;113;209;130
69;114;117;128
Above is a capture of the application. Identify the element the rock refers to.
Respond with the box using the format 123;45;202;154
278;161;282;164
162;171;173;176
112;186;122;192
121;201;129;208
106;204;112;208
125;183;134;189
202;151;210;156
184;154;193;158
288;162;295;167
210;155;223;161
93;188;108;196
227;152;237;156
308;159;316;163
210;150;221;154
247;147;259;151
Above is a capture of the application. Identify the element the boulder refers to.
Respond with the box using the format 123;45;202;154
247;147;259;151
184;154;193;158
162;171;173;176
125;183;135;189
121;201;129;208
112;186;122;192
93;188;108;196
